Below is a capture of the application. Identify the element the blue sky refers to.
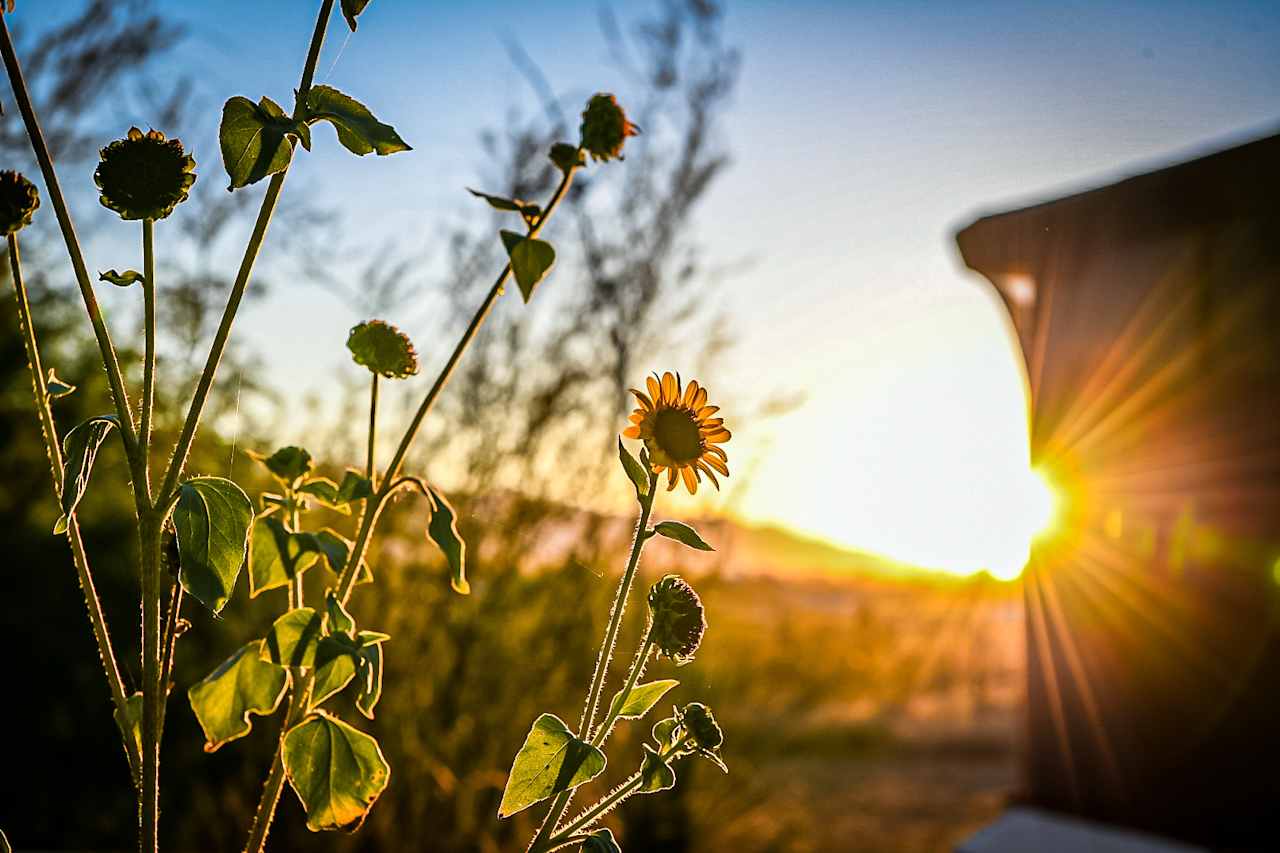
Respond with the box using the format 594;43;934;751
30;0;1280;574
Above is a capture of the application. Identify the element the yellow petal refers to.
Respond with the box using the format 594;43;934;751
696;405;719;419
696;460;721;490
630;389;653;410
704;455;729;476
661;371;678;402
682;466;698;494
704;445;728;461
647;375;662;400
623;426;641;439
700;418;724;429
691;387;708;410
705;429;731;443
683;379;700;406
667;467;679;491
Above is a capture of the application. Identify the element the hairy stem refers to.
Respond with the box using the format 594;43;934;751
0;13;141;467
590;634;654;748
158;574;183;738
288;499;304;608
159;0;336;504
139;513;163;853
140;219;157;494
533;469;660;850
7;233;139;780
366;373;379;488
243;673;312;853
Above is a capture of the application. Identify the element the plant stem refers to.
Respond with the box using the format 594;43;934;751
243;674;312;853
590;634;654;748
366;373;379;488
532;469;660;850
138;512;164;853
288;500;304;608
7;233;139;780
0;13;141;466
158;574;183;737
334;164;580;605
159;0;336;505
140;219;157;493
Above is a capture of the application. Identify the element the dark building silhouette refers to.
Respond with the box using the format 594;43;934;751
956;130;1280;848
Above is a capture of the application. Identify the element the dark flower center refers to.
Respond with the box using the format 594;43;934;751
653;408;703;461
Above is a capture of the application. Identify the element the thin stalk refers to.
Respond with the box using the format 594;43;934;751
243;674;313;853
7;233;139;780
590;634;654;748
140;219;157;493
366;373;379;487
288;500;304;608
0;13;141;466
139;513;164;853
158;575;183;737
333;164;580;605
532;469;660;851
159;0;337;504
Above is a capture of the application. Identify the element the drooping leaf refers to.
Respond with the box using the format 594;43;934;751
263;607;324;669
313;637;359;706
497;713;606;818
249;516;322;597
426;486;469;594
114;691;143;757
45;368;75;399
59;414;119;518
340;0;373;31
314;528;373;585
607;679;679;722
652;715;678;750
297;476;348;513
247;445;313;483
653;521;714;552
468;188;540;220
98;268;144;287
305;85;410;157
355;641;383;719
187;640;288;752
282;711;391;832
219;95;295;190
336;470;373;503
325;590;356;639
637;744;677;794
580;829;622;853
499;230;556;303
618;437;650;498
357;629;390;645
172;477;254;613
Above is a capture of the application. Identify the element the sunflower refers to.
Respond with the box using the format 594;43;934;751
624;371;730;494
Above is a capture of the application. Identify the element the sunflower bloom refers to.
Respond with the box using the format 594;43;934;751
624;371;730;494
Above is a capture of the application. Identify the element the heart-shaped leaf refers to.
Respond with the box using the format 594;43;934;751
263;607;324;669
220;95;295;190
637;744;677;793
187;640;288;752
314;528;373;585
305;85;410;156
283;712;390;832
355;641;383;719
426;486;468;594
313;638;359;706
336;470;373;503
607;679;679;722
498;713;606;818
59;414;119;519
500;230;556;303
653;521;714;551
249;516;322;597
172;477;254;613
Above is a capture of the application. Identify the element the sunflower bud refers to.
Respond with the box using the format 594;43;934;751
346;319;420;379
94;127;197;221
579;93;638;163
678;701;723;751
647;574;706;664
0;170;39;235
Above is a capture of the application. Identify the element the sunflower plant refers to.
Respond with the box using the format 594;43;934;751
0;0;680;850
503;372;732;853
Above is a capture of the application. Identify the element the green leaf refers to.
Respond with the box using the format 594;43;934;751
355;640;384;719
652;715;678;750
172;477;254;613
98;268;144;287
357;629;390;645
637;744;677;794
114;691;143;757
305;85;411;156
59;414;119;518
468;188;540;220
580;829;622;853
340;0;373;31
653;521;714;552
187;640;288;752
45;368;75;399
297;476;349;514
314;528;373;585
248;445;313;483
313;638;359;706
336;470;374;503
220;95;294;190
426;486;469;594
500;230;556;303
283;711;391;832
607;679;679;722
263;607;324;668
325;590;356;639
618;437;650;498
498;713;606;818
249;516;322;597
